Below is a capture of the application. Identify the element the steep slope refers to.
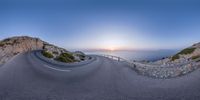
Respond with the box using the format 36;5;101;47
134;43;200;78
0;36;44;64
0;36;86;64
154;42;200;64
170;42;200;62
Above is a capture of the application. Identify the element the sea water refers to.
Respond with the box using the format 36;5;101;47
85;50;179;61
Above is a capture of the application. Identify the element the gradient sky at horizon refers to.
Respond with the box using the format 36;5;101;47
0;0;200;51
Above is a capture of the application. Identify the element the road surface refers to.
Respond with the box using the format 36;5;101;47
0;51;200;100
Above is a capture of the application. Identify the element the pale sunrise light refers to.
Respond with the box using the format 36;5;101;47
106;47;115;51
85;25;135;50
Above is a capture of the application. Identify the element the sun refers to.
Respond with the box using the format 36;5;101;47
105;47;116;51
109;47;115;51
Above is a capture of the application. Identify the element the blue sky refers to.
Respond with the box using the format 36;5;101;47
0;0;200;51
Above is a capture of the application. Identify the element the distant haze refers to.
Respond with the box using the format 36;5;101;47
0;0;200;51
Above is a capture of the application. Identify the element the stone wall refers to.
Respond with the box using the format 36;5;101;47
134;60;200;78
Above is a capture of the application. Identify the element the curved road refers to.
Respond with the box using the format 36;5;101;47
0;52;200;100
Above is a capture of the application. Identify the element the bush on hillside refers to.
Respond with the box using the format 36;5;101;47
171;54;180;61
0;42;4;47
171;48;196;61
52;51;59;54
41;50;54;58
55;56;70;63
60;53;75;60
55;52;76;63
192;55;200;60
178;48;196;55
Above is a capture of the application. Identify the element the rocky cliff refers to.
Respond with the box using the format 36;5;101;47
0;36;86;64
0;36;44;64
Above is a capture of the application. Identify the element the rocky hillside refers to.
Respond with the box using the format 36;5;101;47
135;43;200;78
155;42;200;64
0;36;87;64
0;36;42;64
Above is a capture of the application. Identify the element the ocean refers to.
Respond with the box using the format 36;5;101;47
85;50;179;61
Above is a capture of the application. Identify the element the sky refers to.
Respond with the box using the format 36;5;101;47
0;0;200;51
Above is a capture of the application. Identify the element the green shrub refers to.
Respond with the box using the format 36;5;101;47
178;48;196;55
55;56;69;62
55;52;76;63
192;55;200;60
60;53;75;60
41;51;53;58
52;51;59;54
171;54;180;61
0;42;4;47
55;55;74;63
171;48;196;61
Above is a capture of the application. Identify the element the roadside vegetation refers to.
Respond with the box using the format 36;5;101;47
41;50;54;58
171;54;180;61
192;55;200;60
171;48;196;61
177;48;196;55
41;50;87;63
0;39;20;47
0;42;4;47
55;53;76;63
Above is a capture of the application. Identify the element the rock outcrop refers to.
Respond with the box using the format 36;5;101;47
0;36;86;64
0;36;44;64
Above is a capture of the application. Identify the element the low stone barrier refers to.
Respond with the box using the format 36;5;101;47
103;55;200;79
134;61;200;78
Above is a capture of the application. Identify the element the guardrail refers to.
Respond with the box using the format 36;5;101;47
103;55;123;61
102;55;136;68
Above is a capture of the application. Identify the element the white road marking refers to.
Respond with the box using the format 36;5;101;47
43;64;72;72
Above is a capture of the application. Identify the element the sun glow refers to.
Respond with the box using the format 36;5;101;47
100;39;129;51
86;25;135;50
104;46;125;51
107;47;116;51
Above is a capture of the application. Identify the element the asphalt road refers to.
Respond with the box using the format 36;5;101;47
0;52;200;100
